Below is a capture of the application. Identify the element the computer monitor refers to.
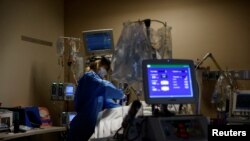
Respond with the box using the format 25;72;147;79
64;83;75;101
142;59;198;105
232;90;250;116
82;29;114;55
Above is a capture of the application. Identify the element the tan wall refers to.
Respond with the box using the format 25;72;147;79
64;0;250;117
0;0;64;125
64;0;250;70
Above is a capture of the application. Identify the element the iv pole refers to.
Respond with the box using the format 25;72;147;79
196;52;237;118
142;19;174;116
196;52;236;89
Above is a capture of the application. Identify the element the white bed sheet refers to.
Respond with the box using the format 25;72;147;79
90;101;152;139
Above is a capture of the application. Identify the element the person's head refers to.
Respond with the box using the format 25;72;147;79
89;56;111;78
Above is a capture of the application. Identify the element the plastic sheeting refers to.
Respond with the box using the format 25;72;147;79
150;26;172;59
111;21;172;83
111;22;153;83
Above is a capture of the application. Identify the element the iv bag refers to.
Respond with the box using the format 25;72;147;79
150;26;172;59
156;26;172;59
211;73;232;111
56;38;64;57
71;54;84;81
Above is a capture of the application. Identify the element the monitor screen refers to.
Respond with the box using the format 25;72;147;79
142;59;198;104
69;113;76;122
234;90;250;110
65;84;75;96
82;29;114;55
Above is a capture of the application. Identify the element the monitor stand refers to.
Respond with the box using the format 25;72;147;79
152;104;175;117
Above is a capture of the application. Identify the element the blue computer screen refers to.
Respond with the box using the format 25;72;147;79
69;113;76;122
83;29;114;54
85;33;112;51
142;59;198;104
147;64;193;98
65;85;74;95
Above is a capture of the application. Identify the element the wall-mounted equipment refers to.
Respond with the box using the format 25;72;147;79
51;82;75;101
61;112;76;128
82;29;114;56
232;90;250;117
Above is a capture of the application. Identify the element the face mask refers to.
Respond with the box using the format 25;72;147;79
98;67;107;78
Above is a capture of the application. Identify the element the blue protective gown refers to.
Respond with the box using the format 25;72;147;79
67;71;124;141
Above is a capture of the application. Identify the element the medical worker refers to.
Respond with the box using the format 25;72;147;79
67;56;124;141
